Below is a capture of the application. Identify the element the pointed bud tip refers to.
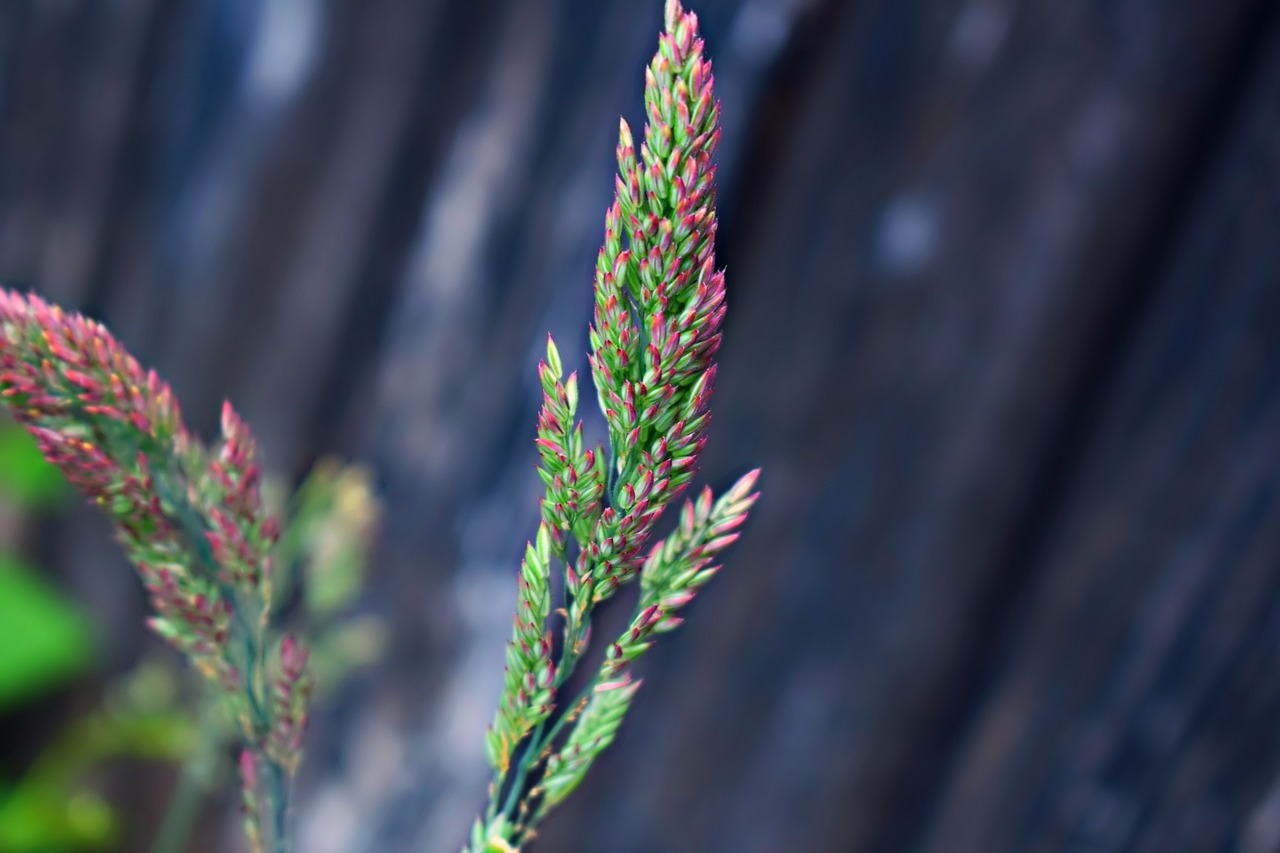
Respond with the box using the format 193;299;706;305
239;750;257;787
664;0;685;33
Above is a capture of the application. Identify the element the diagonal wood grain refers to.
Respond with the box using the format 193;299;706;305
0;0;1278;851
918;14;1280;851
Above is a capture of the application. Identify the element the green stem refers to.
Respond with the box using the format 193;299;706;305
149;771;203;853
151;712;221;853
530;672;595;760
496;664;605;847
499;719;544;822
238;595;291;853
492;547;592;835
512;589;654;845
151;453;292;849
265;758;291;853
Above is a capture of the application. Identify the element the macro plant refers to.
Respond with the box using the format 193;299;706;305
0;1;755;851
467;2;758;849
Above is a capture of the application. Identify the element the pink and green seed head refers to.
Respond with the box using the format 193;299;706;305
0;288;295;730
585;0;727;598
0;290;188;480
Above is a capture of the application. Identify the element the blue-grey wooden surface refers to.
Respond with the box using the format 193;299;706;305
1;0;1278;850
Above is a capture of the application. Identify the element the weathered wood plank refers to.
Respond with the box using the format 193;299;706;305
917;14;1280;852
0;0;1277;851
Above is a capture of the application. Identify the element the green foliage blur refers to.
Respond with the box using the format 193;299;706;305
0;421;90;712
0;552;90;710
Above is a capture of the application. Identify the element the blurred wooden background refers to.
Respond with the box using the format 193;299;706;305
2;0;1280;850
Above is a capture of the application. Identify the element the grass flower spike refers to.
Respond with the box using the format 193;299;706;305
471;2;759;849
0;291;308;853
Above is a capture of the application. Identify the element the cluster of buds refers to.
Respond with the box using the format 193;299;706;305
204;401;278;590
586;0;726;601
602;469;759;679
240;750;264;852
534;471;758;818
269;634;313;772
0;289;310;852
486;521;558;774
534;335;606;551
475;4;759;850
0;293;186;535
